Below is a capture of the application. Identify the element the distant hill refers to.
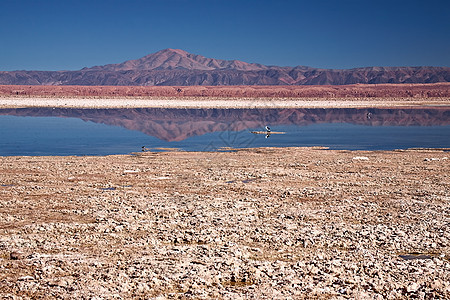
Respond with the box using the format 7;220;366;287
1;49;449;85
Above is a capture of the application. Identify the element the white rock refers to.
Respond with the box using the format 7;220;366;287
353;156;369;161
123;170;139;173
18;275;34;281
407;282;419;292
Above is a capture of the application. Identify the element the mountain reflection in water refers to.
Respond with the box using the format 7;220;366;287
0;107;449;155
1;107;449;142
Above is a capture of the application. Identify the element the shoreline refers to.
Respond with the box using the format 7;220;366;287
1;145;450;158
1;96;450;109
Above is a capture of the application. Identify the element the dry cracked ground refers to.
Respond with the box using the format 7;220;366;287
0;147;449;299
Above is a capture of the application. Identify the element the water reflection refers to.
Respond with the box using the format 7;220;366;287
1;107;449;142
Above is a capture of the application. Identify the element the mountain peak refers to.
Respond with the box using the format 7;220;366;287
158;48;189;56
87;49;268;72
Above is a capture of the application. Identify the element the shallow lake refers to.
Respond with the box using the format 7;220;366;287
0;107;449;155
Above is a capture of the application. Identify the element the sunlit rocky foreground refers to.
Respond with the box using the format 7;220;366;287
0;147;449;298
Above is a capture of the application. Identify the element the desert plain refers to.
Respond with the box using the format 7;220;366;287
0;84;449;299
1;83;450;109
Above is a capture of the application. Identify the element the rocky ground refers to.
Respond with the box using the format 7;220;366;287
0;147;449;298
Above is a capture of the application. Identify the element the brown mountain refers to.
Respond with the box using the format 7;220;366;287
87;49;269;72
0;49;449;85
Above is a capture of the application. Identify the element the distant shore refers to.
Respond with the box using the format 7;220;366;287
1;83;449;108
1;97;450;109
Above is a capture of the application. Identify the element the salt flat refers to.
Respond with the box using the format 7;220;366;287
0;96;449;109
0;148;449;298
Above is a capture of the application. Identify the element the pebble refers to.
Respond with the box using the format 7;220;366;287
18;276;35;281
353;156;369;160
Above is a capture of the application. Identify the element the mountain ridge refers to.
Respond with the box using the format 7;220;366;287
86;49;270;72
1;49;449;85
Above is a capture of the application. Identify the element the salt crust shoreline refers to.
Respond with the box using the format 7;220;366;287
0;96;449;109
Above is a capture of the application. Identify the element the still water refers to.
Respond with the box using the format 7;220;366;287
0;107;449;156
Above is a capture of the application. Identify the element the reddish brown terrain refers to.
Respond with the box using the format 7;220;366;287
0;49;449;86
1;83;450;99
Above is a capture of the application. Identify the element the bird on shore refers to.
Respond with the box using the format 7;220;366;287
265;126;272;139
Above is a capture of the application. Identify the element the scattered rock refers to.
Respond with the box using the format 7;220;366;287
9;251;24;260
18;276;35;281
353;156;369;161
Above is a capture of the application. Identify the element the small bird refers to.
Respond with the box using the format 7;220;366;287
265;126;271;132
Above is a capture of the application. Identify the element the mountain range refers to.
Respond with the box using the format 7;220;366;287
1;48;449;86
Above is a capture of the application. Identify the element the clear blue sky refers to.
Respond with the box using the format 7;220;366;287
1;0;449;71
